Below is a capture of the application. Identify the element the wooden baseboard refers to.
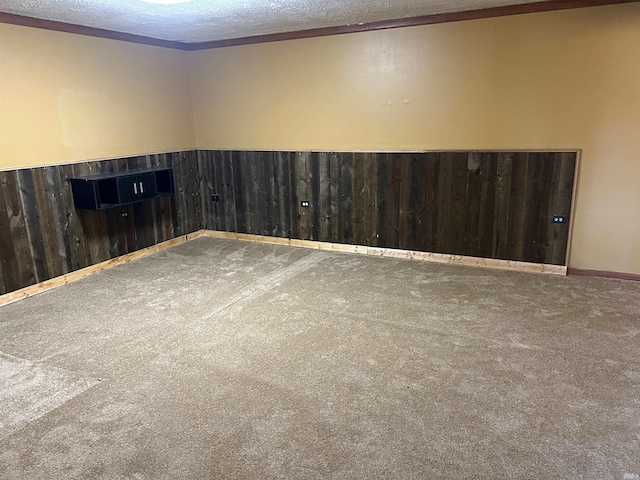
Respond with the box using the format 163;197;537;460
567;267;640;282
0;231;206;308
367;247;567;275
204;231;567;276
1;229;573;309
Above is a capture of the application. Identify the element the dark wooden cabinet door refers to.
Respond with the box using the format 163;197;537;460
136;173;157;200
117;176;139;204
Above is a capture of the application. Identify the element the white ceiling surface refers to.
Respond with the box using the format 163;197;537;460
0;0;547;43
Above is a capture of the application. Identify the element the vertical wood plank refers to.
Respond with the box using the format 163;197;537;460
329;153;341;243
544;153;563;264
232;151;246;234
265;152;277;236
411;154;428;251
16;169;49;283
44;166;72;275
364;153;378;246
105;209;125;259
5;170;36;286
32;168;63;279
506;153;528;261
198;150;213;231
375;153;389;248
553;153;576;265
170;151;186;236
522;153;546;263
153;153;175;243
274;151;291;238
450;152;469;255
0;191;14;292
339;152;353;244
262;152;273;236
188;150;203;233
435;152;451;253
398;154;413;250
423;153;439;253
492;153;513;259
218;151;235;233
0;171;28;291
210;151;225;232
351;153;366;246
464;152;483;257
257;151;270;235
251;151;266;235
532;153;556;263
386;153;401;249
252;151;266;235
243;151;257;235
289;152;300;240
310;152;321;241
293;152;311;241
476;153;497;259
318;152;331;242
58;164;91;270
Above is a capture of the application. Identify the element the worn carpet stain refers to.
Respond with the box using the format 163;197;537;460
0;352;101;440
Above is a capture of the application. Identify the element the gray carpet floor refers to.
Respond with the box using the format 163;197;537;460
0;237;639;479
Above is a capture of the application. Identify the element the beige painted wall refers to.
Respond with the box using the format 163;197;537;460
0;23;195;170
189;3;640;275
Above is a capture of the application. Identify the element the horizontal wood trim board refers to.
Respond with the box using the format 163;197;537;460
1;0;634;51
186;0;636;50
205;230;567;275
567;268;640;282
0;231;205;308
0;12;188;50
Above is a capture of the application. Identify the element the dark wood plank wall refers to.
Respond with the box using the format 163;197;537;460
198;150;576;266
0;151;202;295
0;149;575;296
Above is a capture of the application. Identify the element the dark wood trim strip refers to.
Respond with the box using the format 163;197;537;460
185;0;637;50
0;12;190;50
568;267;640;282
0;0;635;51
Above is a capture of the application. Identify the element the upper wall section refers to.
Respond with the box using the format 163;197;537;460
188;3;640;275
189;3;640;153
0;23;196;170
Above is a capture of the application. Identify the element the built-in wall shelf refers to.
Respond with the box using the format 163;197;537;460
70;168;174;210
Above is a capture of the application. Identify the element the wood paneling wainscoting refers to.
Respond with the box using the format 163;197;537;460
0;149;576;297
0;151;202;295
198;150;577;266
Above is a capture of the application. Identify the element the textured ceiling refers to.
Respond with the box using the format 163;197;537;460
0;0;549;43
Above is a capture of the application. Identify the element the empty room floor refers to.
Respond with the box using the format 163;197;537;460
0;237;639;479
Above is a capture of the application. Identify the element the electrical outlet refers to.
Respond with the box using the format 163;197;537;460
120;211;128;218
552;215;567;224
301;201;310;208
211;194;220;202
